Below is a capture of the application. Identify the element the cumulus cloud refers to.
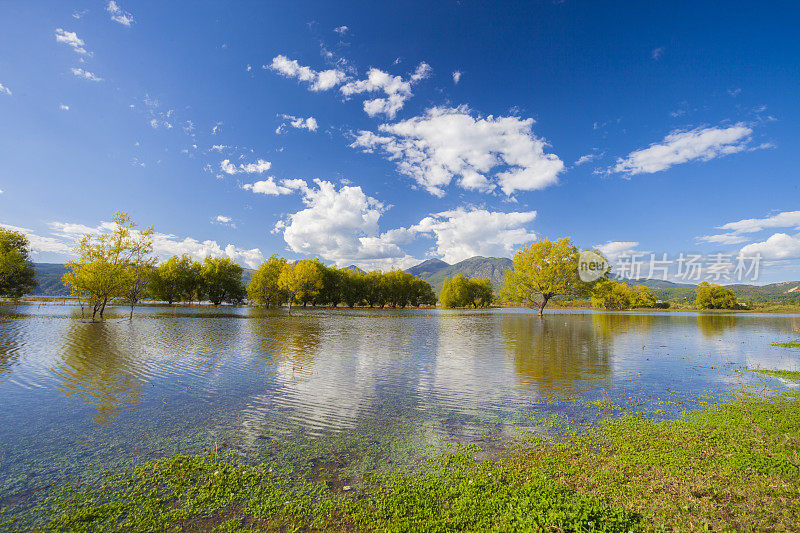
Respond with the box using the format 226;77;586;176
611;124;754;176
220;158;271;175
0;83;11;96
106;1;134;26
274;179;415;269
268;55;346;92
55;28;90;55
739;233;800;260
276;114;318;133
71;68;103;82
59;103;69;111
242;177;306;196
351;106;563;196
271;179;540;268
452;71;462;84
334;25;349;35
408;208;537;264
213;215;236;229
340;62;431;118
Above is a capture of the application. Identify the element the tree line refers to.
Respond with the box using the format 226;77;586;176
0;214;750;317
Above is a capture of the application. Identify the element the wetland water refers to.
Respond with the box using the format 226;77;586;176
1;305;799;512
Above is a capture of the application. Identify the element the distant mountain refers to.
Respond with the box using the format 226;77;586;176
407;258;450;279
406;256;513;294
343;265;367;275
31;263;71;296
613;276;800;303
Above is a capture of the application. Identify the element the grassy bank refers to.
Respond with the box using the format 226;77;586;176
5;381;799;532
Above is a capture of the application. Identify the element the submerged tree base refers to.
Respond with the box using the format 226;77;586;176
5;387;800;532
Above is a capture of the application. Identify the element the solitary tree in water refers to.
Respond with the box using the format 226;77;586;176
63;212;154;320
0;228;37;299
502;237;599;316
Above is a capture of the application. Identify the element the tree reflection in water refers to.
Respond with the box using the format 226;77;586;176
502;313;621;397
54;321;143;424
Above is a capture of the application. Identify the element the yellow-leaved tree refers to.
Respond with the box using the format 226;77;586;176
501;237;602;316
63;212;154;320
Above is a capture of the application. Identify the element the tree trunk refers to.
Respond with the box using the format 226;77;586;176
287;298;292;315
538;294;551;317
100;297;108;319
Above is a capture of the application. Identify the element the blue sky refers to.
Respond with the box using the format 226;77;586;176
1;1;798;283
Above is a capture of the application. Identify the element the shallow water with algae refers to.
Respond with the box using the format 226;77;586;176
1;305;798;517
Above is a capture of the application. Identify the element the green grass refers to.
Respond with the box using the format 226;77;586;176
772;340;800;348
753;368;800;381
6;390;800;532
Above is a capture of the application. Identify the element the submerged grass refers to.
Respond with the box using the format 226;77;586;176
772;340;800;348
6;387;800;531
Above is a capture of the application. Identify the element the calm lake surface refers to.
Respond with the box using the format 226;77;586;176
1;305;799;512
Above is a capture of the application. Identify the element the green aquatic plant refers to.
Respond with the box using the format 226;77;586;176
771;340;800;348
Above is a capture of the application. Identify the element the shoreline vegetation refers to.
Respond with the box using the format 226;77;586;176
4;372;799;532
4;296;800;315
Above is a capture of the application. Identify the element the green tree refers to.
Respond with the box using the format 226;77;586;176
409;277;437;307
318;264;345;307
278;259;323;314
63;212;154;320
440;274;494;308
200;256;245;305
501;238;600;316
148;255;201;305
591;279;657;310
341;269;367;308
695;281;738;309
0;228;37;299
631;284;657;308
363;270;388;308
247;255;288;308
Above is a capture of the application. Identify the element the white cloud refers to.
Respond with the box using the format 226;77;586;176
55;28;91;55
210;145;228;152
595;241;642;263
651;46;665;60
0;83;11;96
719;210;800;234
59;103;69;111
612;124;753;176
697;233;749;245
573;151;602;166
340;62;431;118
276;114;318;133
71;68;103;82
351;106;563;196
334;25;349;35
213;215;236;228
268;55;346;92
220;158;271;175
739;233;800;261
5;220;263;268
242;177;305;196
409;207;537;264
274;179;415;269
106;1;134;26
272;180;540;268
452;71;462;84
0;223;73;254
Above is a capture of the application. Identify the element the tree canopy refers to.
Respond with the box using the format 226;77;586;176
0;227;37;299
590;279;657;310
247;255;288;308
501;238;601;316
63;212;154;320
440;275;494;308
695;281;738;309
200;257;246;306
148;254;202;305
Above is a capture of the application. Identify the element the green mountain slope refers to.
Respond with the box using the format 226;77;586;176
406;257;513;294
31;263;71;296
